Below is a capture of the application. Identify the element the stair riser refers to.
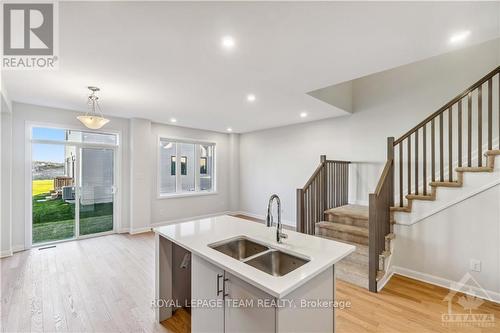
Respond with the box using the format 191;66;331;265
325;214;368;228
316;227;369;245
335;268;369;289
343;251;369;266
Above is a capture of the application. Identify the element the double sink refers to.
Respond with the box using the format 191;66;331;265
209;237;309;277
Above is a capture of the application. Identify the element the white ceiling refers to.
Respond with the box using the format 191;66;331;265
3;1;500;133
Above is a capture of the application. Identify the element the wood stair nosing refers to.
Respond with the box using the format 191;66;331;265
429;181;462;188
456;166;493;173
485;150;500;156
390;204;411;212
406;193;435;201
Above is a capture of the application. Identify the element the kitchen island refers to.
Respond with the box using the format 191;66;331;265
154;215;355;332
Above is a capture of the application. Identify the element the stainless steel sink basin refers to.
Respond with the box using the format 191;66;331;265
244;250;310;277
210;237;269;261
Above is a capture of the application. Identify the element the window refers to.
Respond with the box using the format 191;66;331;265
200;157;207;174
159;138;215;196
32;127;118;145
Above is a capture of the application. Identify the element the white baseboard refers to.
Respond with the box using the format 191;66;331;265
377;267;395;292
0;249;13;258
129;227;153;235
392;265;500;304
13;245;24;253
1;245;26;258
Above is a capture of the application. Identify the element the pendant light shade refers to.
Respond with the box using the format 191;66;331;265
77;115;110;129
78;86;110;129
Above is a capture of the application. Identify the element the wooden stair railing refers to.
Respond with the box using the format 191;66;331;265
296;155;350;234
394;66;500;207
369;66;500;292
368;138;394;292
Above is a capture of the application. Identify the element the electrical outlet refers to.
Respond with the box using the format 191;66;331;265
470;259;481;272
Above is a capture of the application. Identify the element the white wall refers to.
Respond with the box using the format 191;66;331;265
128;118;237;233
239;39;500;226
9;102;131;251
1;93;13;257
392;184;500;300
150;122;234;225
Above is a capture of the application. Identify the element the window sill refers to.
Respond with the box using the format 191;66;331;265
158;191;218;200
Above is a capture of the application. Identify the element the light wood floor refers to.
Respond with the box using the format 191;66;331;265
2;232;499;332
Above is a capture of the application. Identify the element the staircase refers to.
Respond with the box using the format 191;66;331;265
370;66;500;292
316;205;370;288
297;66;500;293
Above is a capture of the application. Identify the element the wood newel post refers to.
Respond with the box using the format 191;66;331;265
368;193;377;292
319;155;327;222
387;137;395;207
296;188;304;233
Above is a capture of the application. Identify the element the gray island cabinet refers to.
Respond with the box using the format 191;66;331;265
154;215;355;333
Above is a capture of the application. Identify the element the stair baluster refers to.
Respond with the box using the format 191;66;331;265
371;66;500;293
296;156;350;234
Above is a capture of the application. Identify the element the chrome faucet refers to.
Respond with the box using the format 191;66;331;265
266;194;288;243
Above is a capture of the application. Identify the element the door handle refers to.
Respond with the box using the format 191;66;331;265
216;274;223;296
223;277;229;297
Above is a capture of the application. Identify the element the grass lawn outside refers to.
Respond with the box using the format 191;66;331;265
32;216;113;243
32;185;114;243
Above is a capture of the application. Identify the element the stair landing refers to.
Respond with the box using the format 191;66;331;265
325;204;369;219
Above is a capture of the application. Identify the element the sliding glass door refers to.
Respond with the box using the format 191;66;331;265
31;127;117;245
79;148;114;236
32;143;77;243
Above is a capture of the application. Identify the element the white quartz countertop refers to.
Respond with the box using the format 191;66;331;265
154;215;356;298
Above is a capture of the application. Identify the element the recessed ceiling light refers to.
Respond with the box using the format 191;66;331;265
221;36;235;50
170;118;177;123
246;94;256;102
449;30;470;44
227;127;233;132
300;112;308;118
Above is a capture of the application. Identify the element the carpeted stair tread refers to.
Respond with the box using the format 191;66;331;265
325;204;369;220
316;221;368;237
335;260;369;289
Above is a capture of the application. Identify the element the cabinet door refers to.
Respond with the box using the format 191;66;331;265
191;255;224;333
224;272;276;333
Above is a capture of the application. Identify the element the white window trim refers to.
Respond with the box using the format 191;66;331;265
157;136;216;199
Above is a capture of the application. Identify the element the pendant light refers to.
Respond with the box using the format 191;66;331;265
77;86;110;129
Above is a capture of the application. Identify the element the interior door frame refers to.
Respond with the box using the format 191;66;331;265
25;121;122;248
